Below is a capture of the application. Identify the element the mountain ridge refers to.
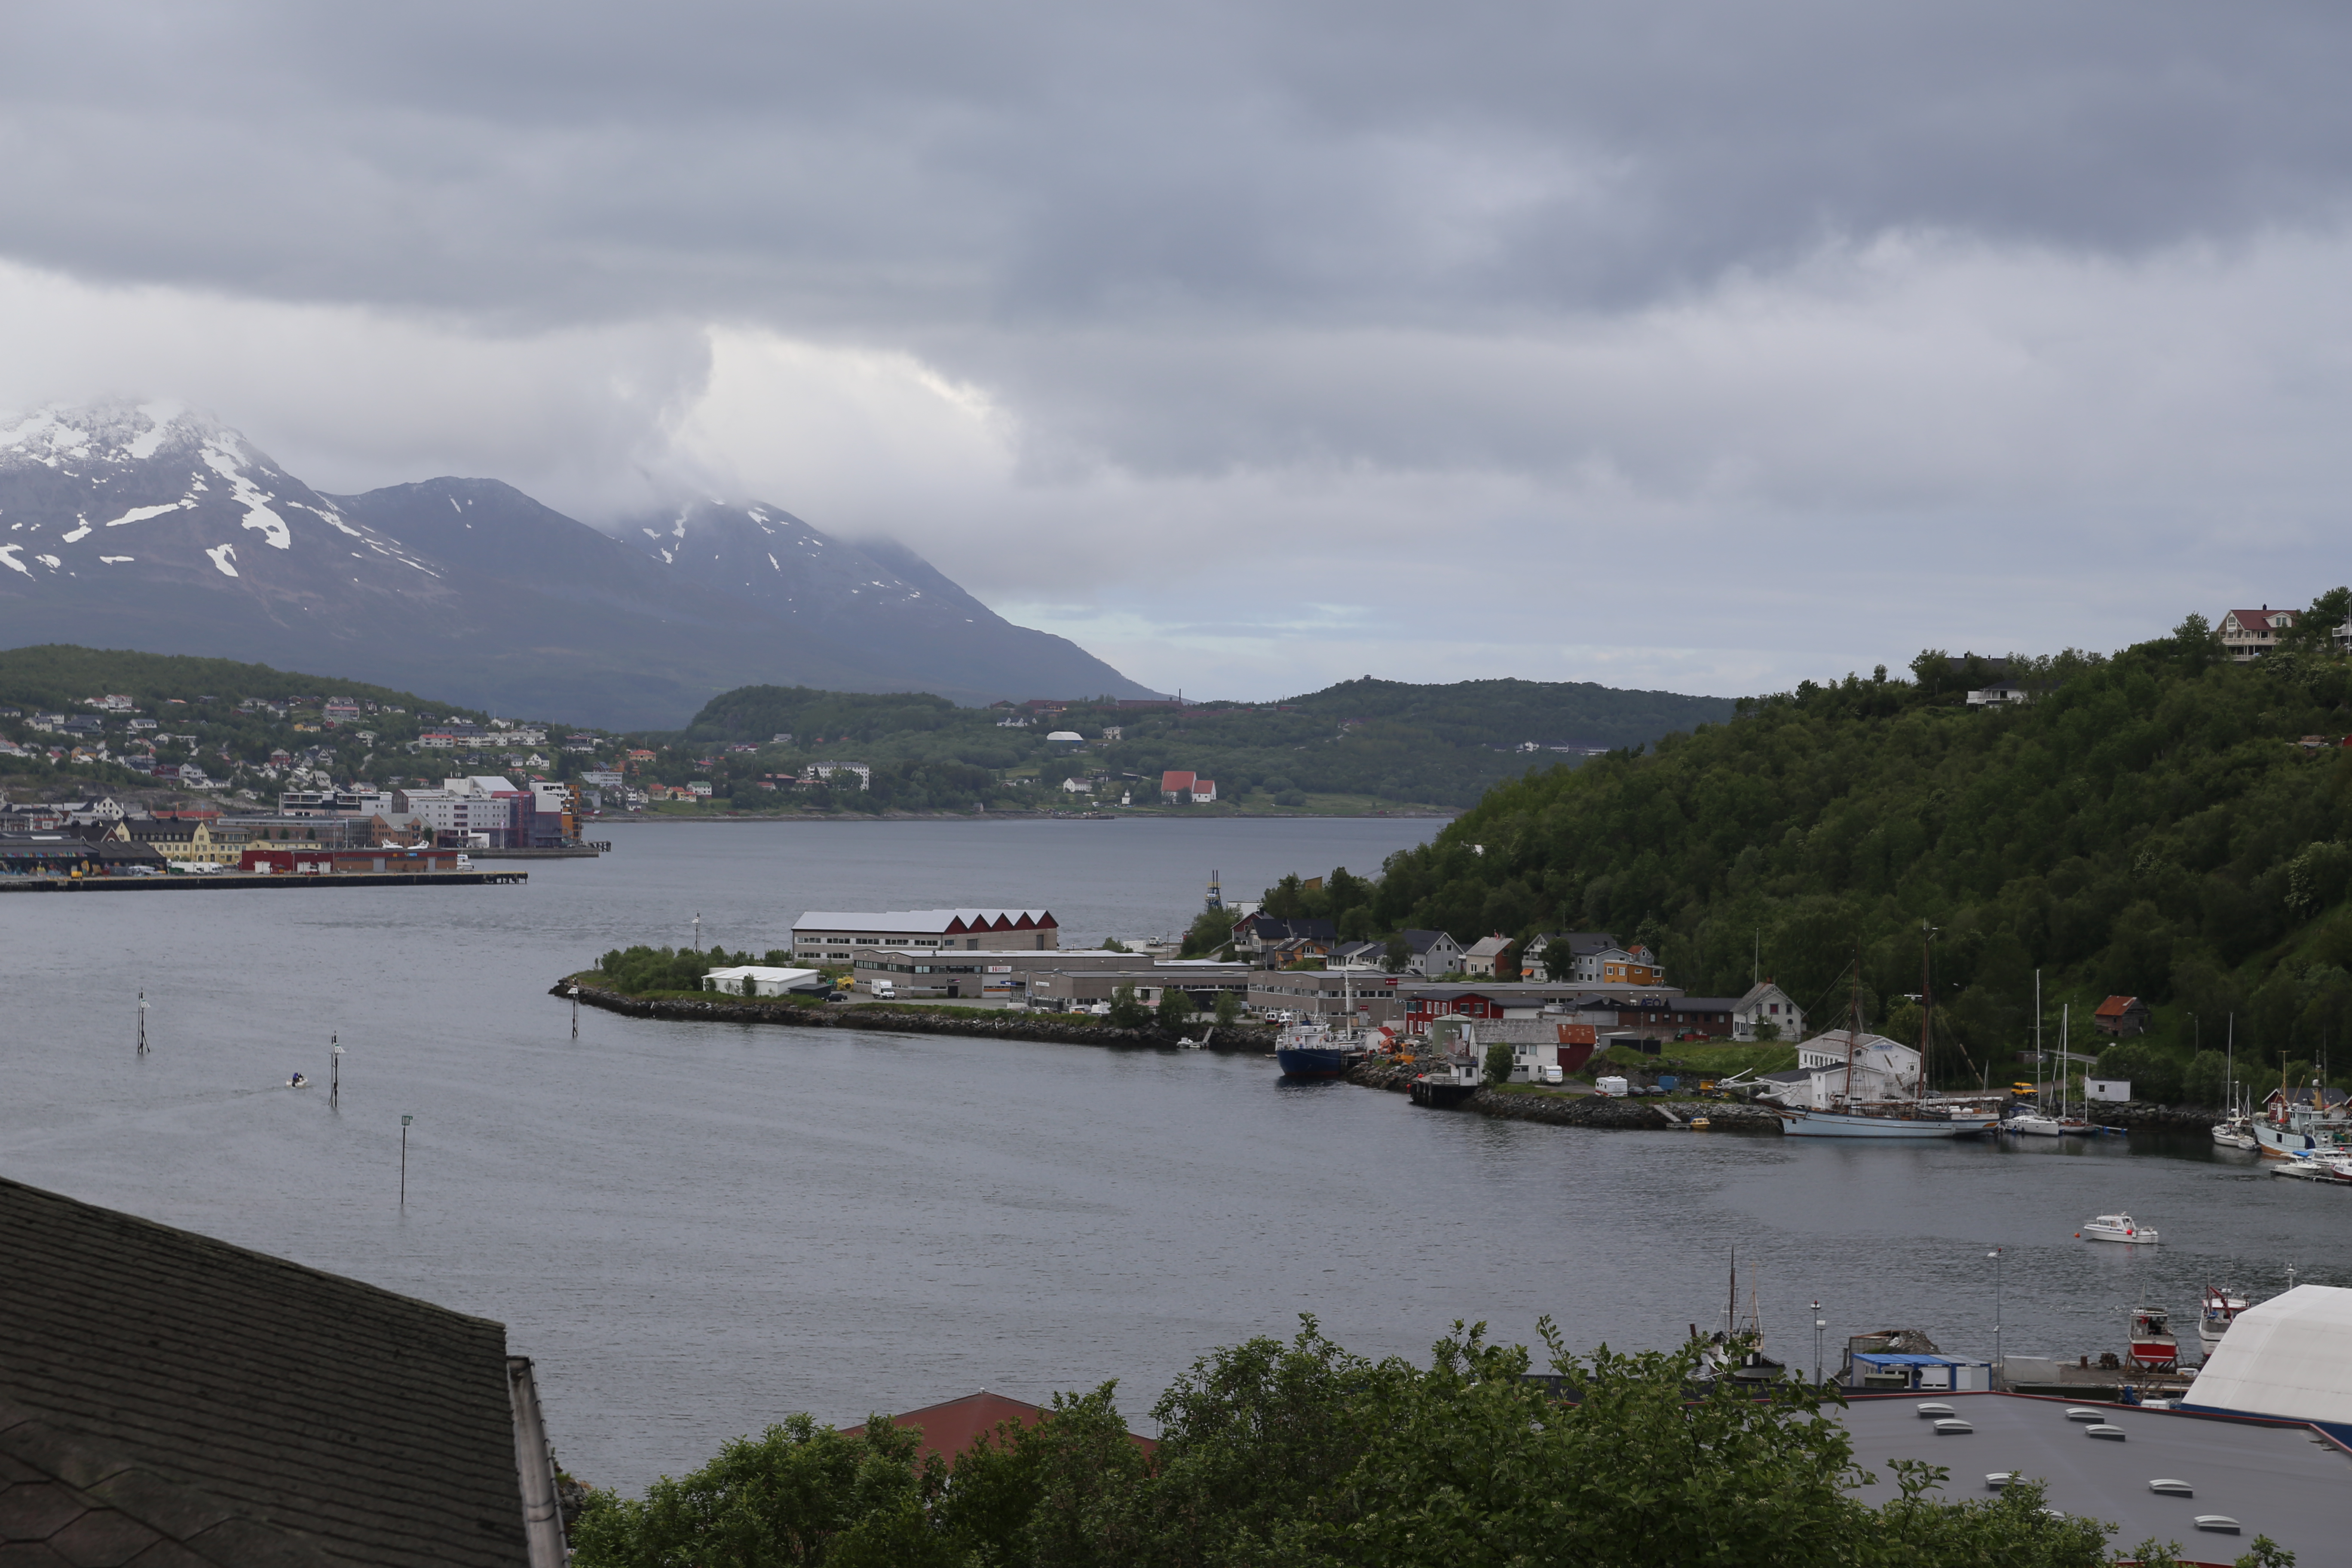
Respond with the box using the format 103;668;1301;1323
0;401;1157;728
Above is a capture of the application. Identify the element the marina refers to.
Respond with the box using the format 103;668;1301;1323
4;819;2351;1498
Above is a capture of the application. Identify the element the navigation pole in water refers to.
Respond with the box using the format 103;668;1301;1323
137;990;147;1055
400;1114;413;1207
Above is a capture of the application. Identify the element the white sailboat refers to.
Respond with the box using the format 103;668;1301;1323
2007;971;2064;1135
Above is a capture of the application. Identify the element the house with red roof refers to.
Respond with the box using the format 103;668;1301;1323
2093;995;2150;1037
841;1391;1155;1469
2220;606;2297;662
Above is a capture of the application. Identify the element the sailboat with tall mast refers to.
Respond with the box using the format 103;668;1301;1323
2054;1002;2093;1134
2211;1015;2258;1150
1776;930;2000;1139
2009;969;2064;1136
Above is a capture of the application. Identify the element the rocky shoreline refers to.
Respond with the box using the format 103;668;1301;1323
556;978;1277;1054
2081;1100;2229;1130
1342;1055;1785;1132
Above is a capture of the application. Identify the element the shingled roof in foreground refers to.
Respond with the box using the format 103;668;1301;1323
0;1176;557;1568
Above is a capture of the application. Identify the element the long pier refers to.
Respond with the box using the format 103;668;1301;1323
0;870;527;892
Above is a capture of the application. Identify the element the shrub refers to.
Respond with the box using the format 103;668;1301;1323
1484;1041;1513;1086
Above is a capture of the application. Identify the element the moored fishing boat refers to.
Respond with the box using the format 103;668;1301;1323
1274;1020;1360;1078
2198;1284;2251;1350
2251;1079;2352;1160
2125;1305;2178;1371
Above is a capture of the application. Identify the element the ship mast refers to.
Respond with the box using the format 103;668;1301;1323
1918;919;1936;1112
1844;943;1863;1106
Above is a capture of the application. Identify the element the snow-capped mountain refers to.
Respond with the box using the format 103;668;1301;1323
0;403;1154;726
616;499;1131;698
0;400;449;605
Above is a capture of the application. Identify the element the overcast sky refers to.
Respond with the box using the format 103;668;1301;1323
4;1;2349;699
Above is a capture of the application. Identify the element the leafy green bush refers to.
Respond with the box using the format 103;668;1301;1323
2094;1041;2186;1102
574;1319;2119;1568
594;945;793;995
1107;983;1150;1030
1484;1040;1513;1087
1156;986;1198;1031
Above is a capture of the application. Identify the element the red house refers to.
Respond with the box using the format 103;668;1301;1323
2094;995;2151;1036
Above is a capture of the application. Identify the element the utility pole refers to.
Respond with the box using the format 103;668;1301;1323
1988;1248;2005;1388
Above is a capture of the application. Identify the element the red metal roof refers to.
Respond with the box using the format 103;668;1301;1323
839;1391;1155;1468
2094;995;2141;1018
1161;770;1195;791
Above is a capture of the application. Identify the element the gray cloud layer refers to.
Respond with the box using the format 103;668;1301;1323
3;1;2349;697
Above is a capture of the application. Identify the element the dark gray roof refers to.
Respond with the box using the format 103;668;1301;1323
1398;929;1456;952
1834;1392;2349;1564
0;1176;529;1568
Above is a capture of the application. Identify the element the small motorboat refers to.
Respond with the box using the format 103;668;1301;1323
2270;1151;2352;1184
287;1072;310;1089
2081;1213;2159;1245
2211;1116;2257;1152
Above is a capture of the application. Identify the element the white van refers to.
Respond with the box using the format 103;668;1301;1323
869;979;897;1001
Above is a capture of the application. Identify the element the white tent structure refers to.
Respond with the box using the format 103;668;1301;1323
702;965;828;998
2183;1284;2352;1437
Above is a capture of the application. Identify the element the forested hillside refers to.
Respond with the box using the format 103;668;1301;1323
677;676;1736;810
1282;609;2352;1090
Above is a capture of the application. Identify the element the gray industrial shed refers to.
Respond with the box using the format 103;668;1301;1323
0;1176;563;1567
1834;1391;2349;1563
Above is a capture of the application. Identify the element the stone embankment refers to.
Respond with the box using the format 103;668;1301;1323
2082;1100;2226;1131
1344;1056;1784;1132
556;979;1275;1054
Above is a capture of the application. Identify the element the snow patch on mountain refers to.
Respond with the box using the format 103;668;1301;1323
199;434;289;548
205;543;239;576
105;502;189;527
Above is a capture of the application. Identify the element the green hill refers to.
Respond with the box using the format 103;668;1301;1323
1266;607;2352;1094
677;677;1738;811
0;644;465;718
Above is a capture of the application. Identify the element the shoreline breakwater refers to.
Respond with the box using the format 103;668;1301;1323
556;979;1277;1054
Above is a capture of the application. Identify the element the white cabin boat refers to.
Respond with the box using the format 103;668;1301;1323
2081;1213;2159;1245
2199;1285;2251;1349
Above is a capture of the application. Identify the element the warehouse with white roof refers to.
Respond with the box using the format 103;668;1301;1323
2182;1284;2352;1442
793;909;1060;959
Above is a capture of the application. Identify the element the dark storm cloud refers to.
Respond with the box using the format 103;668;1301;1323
3;0;2347;328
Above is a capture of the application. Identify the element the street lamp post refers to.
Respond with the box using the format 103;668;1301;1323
1988;1248;2004;1388
1813;1300;1826;1386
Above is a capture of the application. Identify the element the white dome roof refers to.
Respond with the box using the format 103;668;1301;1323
1046;730;1084;742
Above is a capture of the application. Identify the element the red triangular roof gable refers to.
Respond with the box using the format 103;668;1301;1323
2094;995;2140;1017
839;1390;1155;1468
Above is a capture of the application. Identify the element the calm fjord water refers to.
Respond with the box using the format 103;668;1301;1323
4;818;2346;1493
